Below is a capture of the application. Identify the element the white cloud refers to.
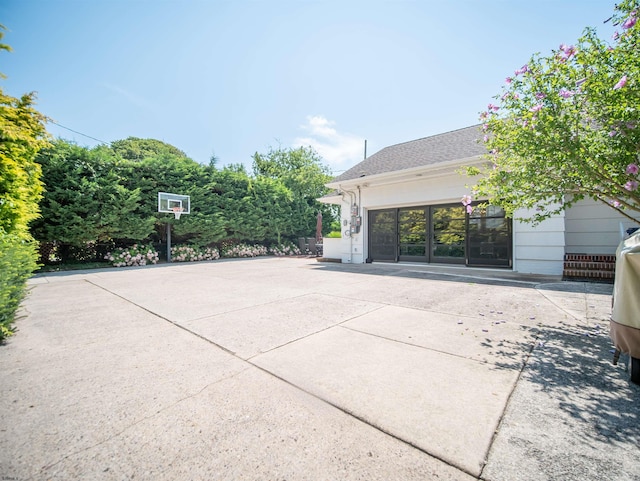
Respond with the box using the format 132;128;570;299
293;115;365;173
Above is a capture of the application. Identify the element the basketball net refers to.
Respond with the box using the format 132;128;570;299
171;207;184;220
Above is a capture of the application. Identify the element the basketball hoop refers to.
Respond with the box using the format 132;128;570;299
171;206;184;220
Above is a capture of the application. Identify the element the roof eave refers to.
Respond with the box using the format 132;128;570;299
326;154;486;189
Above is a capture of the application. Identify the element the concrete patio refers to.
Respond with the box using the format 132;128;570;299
1;257;638;480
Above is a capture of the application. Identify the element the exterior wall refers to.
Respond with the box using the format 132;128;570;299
564;198;640;254
331;174;639;276
321;237;342;260
336;174;470;264
360;174;469;209
512;211;566;275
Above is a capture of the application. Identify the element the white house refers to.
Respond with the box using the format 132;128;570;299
319;125;640;278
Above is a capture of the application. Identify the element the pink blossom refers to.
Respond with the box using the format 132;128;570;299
466;205;473;214
612;31;620;40
611;200;622;208
558;44;577;61
461;195;473;206
505;77;513;84
514;64;529;76
535;92;547;100
487;103;500;112
530;104;543;113
613;75;628;90
622;15;637;29
626;163;639;175
624;180;638;191
610;130;617;137
559;88;574;98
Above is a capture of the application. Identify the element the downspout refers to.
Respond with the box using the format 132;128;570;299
358;185;362;261
339;185;357;263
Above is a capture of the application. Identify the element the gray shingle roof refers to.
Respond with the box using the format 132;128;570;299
330;125;486;183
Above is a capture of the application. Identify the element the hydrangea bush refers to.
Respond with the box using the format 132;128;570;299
171;245;220;262
105;244;159;267
269;243;302;256
221;243;268;258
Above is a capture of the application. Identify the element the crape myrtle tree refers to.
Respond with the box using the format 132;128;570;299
466;0;640;224
0;25;50;339
252;146;336;238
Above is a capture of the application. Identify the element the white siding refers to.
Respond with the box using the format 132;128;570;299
321;237;342;260
337;174;570;275
564;198;640;254
334;175;638;275
512;209;566;276
360;174;468;208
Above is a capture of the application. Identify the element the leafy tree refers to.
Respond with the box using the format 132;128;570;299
32;140;155;250
111;137;188;162
252;146;335;236
115;141;227;246
250;176;294;244
0;25;50;339
468;1;640;224
209;166;264;241
0;95;48;236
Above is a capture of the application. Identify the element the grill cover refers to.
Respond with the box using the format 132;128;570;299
611;231;640;358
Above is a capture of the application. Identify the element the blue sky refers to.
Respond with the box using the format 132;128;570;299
1;0;616;173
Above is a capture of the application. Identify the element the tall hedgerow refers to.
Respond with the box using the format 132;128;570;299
0;25;50;340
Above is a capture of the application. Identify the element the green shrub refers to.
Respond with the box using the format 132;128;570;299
0;233;39;341
326;231;342;238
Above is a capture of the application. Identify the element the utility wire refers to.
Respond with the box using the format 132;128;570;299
49;119;110;145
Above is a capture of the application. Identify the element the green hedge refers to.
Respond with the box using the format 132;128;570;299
0;233;39;341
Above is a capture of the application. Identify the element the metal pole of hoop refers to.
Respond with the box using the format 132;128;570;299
167;207;184;262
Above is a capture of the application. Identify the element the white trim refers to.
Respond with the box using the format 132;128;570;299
327;155;485;189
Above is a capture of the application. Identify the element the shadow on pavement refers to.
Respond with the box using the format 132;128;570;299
311;261;614;293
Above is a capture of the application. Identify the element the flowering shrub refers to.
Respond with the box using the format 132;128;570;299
221;243;268;258
269;243;302;256
466;1;640;224
171;245;220;262
105;244;159;267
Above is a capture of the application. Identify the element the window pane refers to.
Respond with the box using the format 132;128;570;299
432;205;466;259
467;206;511;266
400;245;426;256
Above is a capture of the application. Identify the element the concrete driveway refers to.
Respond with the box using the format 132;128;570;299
1;257;638;480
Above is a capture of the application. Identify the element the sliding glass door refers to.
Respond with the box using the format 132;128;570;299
367;203;512;267
431;205;466;264
467;205;511;267
368;209;397;261
398;208;428;261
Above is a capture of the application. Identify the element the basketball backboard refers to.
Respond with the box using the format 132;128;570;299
158;192;190;216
